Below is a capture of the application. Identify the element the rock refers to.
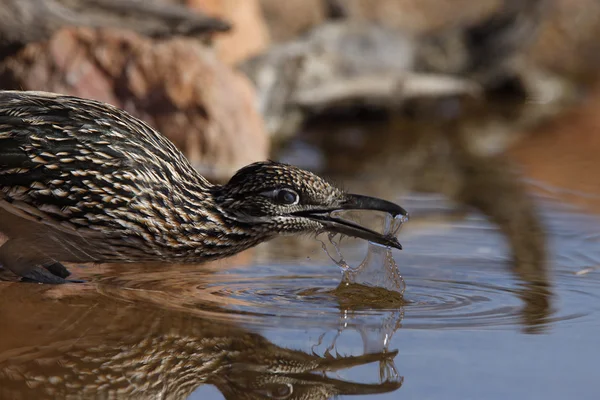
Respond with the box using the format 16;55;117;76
325;0;600;83
241;1;557;138
0;0;230;49
187;0;270;65
259;0;327;42
327;0;502;34
241;22;485;137
0;28;268;181
527;0;600;80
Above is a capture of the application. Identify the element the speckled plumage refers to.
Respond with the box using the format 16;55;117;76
0;90;406;283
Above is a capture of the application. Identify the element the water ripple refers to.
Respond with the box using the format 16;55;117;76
200;260;600;331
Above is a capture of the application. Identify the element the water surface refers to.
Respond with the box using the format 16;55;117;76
2;116;600;399
1;192;599;399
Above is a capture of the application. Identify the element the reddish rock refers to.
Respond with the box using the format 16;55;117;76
187;0;270;64
0;28;268;180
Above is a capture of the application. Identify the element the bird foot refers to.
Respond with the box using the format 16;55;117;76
20;264;81;284
20;276;85;284
1;239;77;284
43;261;72;279
1;262;79;284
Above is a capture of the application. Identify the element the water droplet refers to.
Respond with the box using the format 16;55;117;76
320;213;408;294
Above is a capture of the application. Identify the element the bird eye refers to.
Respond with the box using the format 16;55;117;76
274;189;299;205
259;188;300;205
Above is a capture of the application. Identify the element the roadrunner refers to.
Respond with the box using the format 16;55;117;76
0;91;407;284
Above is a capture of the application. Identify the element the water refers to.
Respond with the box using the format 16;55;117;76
1;194;599;399
2;120;600;399
321;213;408;294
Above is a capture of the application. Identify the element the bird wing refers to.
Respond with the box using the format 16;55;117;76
0;91;207;239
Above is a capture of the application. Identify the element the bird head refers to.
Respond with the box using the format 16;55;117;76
213;161;407;249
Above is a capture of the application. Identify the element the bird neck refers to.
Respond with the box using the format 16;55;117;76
165;184;273;262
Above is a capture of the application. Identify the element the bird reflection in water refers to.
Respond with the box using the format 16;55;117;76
0;281;403;399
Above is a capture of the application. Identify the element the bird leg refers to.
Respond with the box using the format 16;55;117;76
0;239;75;284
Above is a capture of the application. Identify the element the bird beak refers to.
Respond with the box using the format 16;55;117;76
295;194;408;250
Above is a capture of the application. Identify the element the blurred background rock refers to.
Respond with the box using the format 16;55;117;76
1;0;600;286
0;0;268;181
2;0;600;173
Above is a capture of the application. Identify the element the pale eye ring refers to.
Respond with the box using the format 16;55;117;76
274;188;300;205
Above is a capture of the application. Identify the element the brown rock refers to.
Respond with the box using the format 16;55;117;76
527;0;600;80
325;0;501;34
0;28;268;180
328;0;600;82
187;0;270;64
259;0;327;42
